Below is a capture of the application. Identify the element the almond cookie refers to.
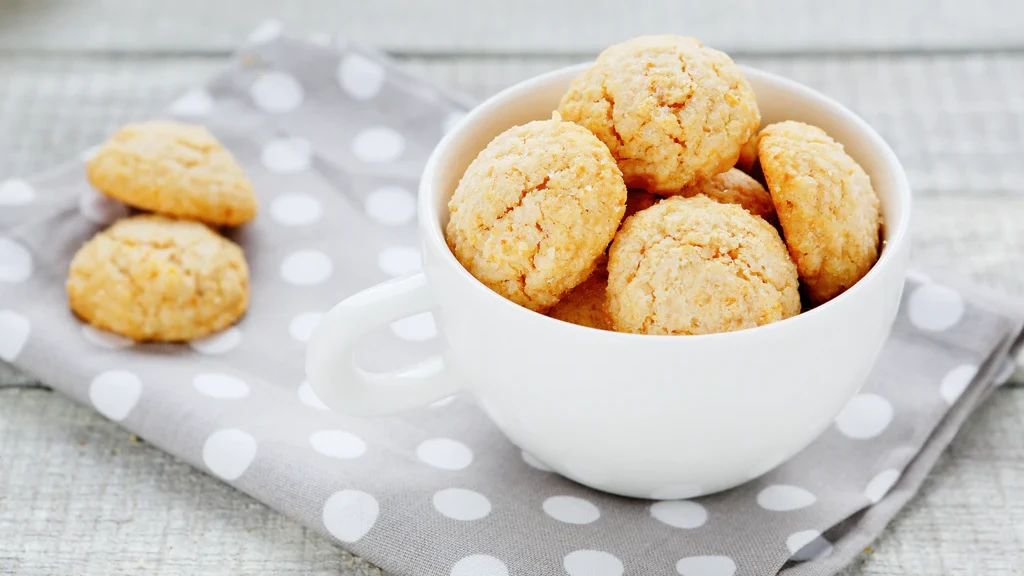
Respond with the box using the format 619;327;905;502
87;121;257;226
664;168;777;226
758;121;881;305
607;195;800;335
558;35;760;193
547;255;611;331
624;189;659;219
67;214;249;341
446;115;627;312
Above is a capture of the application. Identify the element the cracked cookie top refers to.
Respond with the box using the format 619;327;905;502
758;121;881;305
607;195;799;335
67;214;249;341
445;115;627;312
557;35;760;193
87;121;257;226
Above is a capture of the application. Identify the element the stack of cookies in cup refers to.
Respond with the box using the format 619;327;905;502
446;35;882;335
67;121;256;341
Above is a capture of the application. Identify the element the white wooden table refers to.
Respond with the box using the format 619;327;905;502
2;2;1023;574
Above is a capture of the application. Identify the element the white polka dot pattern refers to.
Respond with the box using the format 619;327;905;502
650;500;707;529
289;312;324;343
193;373;250;399
450;555;508;576
864;469;901;504
543;496;600;525
323;490;379;543
365;186;416;225
676;556;737;576
786;530;833;561
377;246;421;276
417;438;473;470
310;430;366;459
353;127;405;163
433;488;491;521
756;485;817;511
338;54;386;100
941;364;978;404
0;179;35;205
908;283;965;331
0;310;30;362
250;72;304;113
203;429;257;481
261;137;313;173
834;393;893;439
0;238;32;283
89;370;142;421
564;550;624;576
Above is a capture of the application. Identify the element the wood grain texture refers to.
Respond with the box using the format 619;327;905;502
0;0;1020;54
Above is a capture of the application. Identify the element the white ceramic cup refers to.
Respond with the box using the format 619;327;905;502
306;63;911;500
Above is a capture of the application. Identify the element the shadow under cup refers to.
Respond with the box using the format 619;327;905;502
421;64;912;499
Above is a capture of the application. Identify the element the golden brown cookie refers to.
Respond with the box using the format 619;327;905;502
446;114;627;312
607;195;800;335
735;131;759;173
87;121;257;226
546;255;611;330
758;121;881;305
67;214;249;341
624;189;659;219
557;35;760;193
664;168;777;226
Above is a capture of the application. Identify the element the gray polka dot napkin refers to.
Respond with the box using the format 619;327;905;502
2;27;1023;576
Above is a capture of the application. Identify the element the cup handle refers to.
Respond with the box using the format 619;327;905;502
305;273;460;417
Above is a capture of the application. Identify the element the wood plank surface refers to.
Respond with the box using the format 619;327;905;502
0;0;1021;55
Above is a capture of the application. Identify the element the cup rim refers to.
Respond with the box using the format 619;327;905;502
419;62;912;341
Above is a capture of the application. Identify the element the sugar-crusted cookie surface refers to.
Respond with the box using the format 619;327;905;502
758;121;881;305
445;116;627;311
666;168;777;226
546;255;611;330
607;195;800;335
557;35;760;193
87;121;257;226
67;214;249;341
